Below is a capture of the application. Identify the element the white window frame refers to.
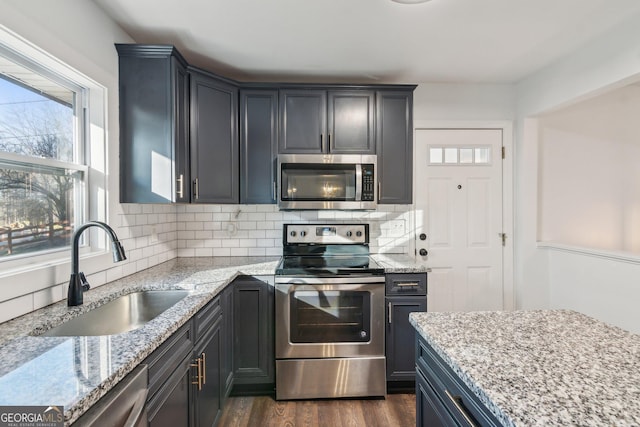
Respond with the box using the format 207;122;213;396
0;25;107;279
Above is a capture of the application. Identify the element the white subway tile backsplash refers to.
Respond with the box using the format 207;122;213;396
0;295;33;323
3;202;413;320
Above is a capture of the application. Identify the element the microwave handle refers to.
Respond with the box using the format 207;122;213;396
355;164;363;201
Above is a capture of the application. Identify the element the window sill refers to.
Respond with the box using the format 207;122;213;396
537;242;640;264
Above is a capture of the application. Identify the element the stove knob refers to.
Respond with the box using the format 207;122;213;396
356;231;363;237
346;231;353;237
290;231;297;237
300;231;307;237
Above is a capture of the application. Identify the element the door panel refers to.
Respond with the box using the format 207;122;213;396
416;129;503;312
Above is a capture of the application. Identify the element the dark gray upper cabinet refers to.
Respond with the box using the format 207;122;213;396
116;44;190;203
278;89;375;154
376;89;414;204
328;90;375;154
189;69;239;204
278;89;326;153
240;89;278;204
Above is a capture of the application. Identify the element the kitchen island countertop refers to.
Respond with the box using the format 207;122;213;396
409;310;640;426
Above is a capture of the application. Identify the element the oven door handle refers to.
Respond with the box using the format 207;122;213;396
275;276;385;285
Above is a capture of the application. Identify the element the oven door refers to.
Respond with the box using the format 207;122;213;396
275;276;384;359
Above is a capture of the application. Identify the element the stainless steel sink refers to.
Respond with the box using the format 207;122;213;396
41;290;190;337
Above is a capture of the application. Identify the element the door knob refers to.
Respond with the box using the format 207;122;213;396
419;233;427;240
419;249;428;256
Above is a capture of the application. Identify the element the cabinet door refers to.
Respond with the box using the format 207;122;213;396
233;277;274;389
416;367;458;427
193;317;222;427
173;57;190;203
278;89;326;154
376;90;414;204
147;354;192;427
386;296;426;384
221;285;234;403
328;90;375;154
190;70;239;203
117;45;188;203
240;89;278;203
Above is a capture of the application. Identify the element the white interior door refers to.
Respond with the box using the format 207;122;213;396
415;129;504;312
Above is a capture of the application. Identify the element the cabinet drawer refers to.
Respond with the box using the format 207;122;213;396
194;295;222;342
386;273;427;296
144;321;194;399
416;335;500;427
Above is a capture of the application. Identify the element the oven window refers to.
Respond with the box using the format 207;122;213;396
281;164;356;201
289;290;371;343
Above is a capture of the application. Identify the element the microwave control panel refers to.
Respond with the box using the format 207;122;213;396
361;164;375;201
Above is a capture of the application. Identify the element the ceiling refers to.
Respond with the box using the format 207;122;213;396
92;0;640;84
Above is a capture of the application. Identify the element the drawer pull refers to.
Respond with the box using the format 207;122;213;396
395;282;419;287
444;389;478;427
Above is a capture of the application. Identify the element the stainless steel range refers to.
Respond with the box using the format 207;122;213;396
274;223;386;400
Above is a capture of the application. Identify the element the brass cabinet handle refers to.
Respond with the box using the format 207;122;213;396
177;174;184;199
444;389;478;427
396;282;419;288
202;352;206;385
191;356;203;390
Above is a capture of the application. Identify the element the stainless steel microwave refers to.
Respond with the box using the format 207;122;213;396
277;154;377;210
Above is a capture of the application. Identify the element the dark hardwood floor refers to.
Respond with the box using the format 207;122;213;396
219;394;416;427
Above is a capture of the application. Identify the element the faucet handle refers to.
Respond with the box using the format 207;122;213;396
79;272;91;292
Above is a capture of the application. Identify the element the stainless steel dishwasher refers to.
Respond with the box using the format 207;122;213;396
74;364;148;427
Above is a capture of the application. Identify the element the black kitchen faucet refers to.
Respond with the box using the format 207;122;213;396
67;221;126;306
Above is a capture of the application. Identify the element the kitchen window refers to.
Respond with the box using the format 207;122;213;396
0;36;98;265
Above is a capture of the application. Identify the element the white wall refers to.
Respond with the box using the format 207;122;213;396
0;1;179;322
538;85;640;252
516;9;640;332
414;83;516;121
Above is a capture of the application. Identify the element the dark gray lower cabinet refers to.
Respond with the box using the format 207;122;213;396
148;355;192;427
143;293;228;427
416;367;453;427
193;317;222;427
232;276;274;395
416;333;500;427
145;321;194;427
220;285;234;404
385;273;427;392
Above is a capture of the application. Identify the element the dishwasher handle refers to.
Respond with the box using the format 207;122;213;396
124;388;148;427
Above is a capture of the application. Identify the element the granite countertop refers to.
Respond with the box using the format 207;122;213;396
371;253;430;273
409;310;640;427
0;256;279;425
